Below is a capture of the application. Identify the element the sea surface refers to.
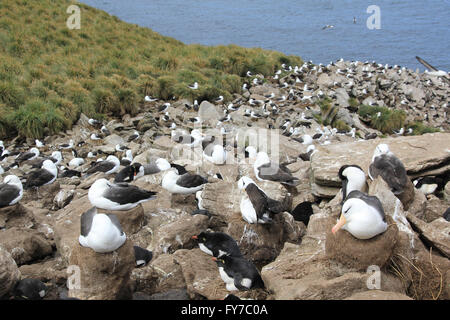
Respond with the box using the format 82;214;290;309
80;0;450;71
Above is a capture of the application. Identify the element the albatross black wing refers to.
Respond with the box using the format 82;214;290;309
86;161;115;174
80;207;97;237
24;169;54;188
245;183;269;219
346;190;386;221
0;183;21;207
176;174;208;188
103;182;156;205
257;162;299;186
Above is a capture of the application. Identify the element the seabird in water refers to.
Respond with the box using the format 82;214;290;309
88;178;157;211
332;190;387;239
78;207;126;253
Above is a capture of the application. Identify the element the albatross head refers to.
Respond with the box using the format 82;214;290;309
237;176;255;190
3;175;23;189
373;143;391;159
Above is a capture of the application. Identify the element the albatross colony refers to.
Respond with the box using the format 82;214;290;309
0;56;448;301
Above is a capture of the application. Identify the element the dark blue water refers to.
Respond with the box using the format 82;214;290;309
80;0;450;71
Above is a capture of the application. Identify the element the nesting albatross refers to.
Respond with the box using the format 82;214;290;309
88;178;156;211
237;176;286;224
253;151;299;186
332;190;387;239
0;175;23;207
79;207;126;253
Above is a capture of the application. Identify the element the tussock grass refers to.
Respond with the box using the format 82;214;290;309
0;0;302;138
358;104;406;134
406;121;440;135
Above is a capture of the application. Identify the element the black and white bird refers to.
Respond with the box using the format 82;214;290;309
203;144;227;165
35;139;45;148
171;129;204;147
253;151;299;186
14;147;40;165
29;151;63;169
237;176;286;224
114;163;144;183
368;144;409;195
144;95;158;102
127;131;140;142
142;158;171;175
0;175;23;208
79;207;126;253
188;82;199;90
332;190;387;239
214;96;224;103
115;144;127;152
90;133;103;141
338;165;367;201
413;176;444;196
88;118;102;127
212;255;265;291
161;164;208;194
85;155;120;175
101;125;111;136
88;178;157;211
12;279;47;300
24;160;57;189
188;117;201;124
298;145;316;161
59;139;74;150
120;150;133;166
133;246;153;267
192;231;242;258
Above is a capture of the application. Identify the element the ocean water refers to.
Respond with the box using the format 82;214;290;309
80;0;450;71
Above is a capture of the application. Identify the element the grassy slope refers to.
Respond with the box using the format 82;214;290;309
0;0;302;138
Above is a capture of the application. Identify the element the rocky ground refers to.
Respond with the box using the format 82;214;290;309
0;59;449;300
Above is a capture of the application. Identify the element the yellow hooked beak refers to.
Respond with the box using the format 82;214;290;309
332;214;347;234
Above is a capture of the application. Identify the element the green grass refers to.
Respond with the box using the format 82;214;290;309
406;121;440;135
0;0;303;138
358;104;406;134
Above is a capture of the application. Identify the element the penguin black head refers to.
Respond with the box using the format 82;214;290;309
211;256;226;267
13;279;47;300
132;162;144;177
133;246;153;267
290;201;314;225
192;231;208;243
